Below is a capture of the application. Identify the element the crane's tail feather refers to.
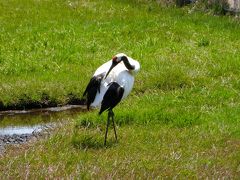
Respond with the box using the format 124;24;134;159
83;73;104;110
99;82;124;115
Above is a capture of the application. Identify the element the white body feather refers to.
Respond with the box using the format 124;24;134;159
91;53;140;108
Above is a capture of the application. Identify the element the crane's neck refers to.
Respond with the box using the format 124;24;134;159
122;56;135;70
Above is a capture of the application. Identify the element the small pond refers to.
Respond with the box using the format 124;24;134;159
0;105;86;151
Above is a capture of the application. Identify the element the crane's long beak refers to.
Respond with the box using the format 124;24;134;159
105;63;117;79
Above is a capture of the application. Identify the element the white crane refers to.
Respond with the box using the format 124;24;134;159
83;53;140;145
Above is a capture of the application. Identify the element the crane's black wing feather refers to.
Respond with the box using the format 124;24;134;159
99;82;124;115
83;73;104;110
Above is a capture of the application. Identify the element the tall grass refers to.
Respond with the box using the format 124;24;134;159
1;0;239;109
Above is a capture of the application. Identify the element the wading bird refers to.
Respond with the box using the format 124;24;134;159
83;53;140;145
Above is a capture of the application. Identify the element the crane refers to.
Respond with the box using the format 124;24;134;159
83;53;140;145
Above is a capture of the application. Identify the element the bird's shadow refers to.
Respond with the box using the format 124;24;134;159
72;130;118;150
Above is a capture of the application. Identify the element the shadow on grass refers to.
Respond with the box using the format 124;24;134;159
72;129;117;150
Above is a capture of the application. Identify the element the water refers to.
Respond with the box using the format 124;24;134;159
0;126;43;135
0;105;86;136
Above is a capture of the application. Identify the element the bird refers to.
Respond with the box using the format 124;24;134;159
82;53;140;145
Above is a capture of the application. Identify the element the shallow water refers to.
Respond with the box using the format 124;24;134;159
0;105;86;135
0;125;43;135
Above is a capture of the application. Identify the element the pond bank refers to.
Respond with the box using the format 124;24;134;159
0;125;52;154
0;105;86;154
0;98;85;112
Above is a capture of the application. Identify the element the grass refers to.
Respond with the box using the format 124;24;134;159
1;121;239;178
0;0;240;178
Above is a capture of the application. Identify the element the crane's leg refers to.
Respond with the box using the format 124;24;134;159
104;112;111;146
109;110;118;142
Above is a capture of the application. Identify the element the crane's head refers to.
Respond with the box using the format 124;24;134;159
105;54;127;79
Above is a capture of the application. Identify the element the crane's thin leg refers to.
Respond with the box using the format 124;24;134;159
104;112;110;146
110;110;118;142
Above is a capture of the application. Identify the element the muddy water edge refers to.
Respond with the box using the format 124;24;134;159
0;105;86;154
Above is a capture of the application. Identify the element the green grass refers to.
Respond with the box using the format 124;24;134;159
1;0;240;178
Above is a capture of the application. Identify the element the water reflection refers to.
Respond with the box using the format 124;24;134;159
0;105;86;135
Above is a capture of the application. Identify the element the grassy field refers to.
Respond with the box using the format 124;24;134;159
1;0;240;178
